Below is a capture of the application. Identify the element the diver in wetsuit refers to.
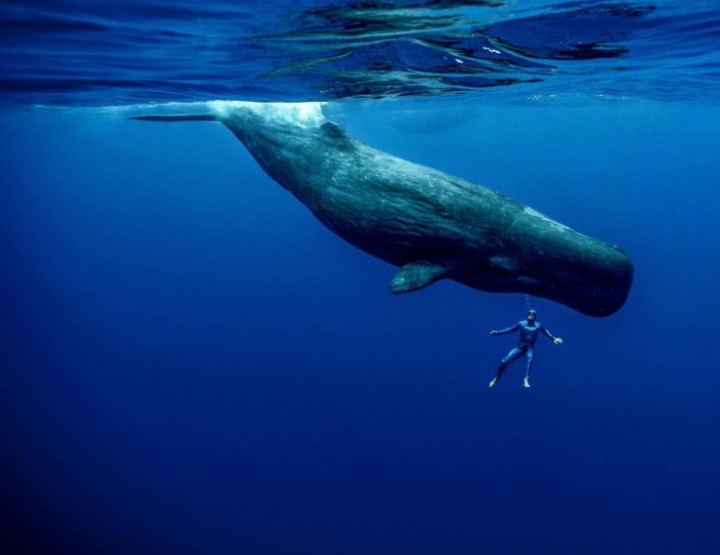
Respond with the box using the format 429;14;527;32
488;309;563;389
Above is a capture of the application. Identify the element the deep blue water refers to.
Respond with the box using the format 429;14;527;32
2;2;720;555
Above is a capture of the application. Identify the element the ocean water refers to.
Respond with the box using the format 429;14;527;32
2;1;720;554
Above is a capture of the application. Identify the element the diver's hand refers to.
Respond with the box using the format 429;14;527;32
554;337;563;345
489;330;499;336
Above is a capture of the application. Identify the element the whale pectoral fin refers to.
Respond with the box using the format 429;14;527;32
390;262;449;294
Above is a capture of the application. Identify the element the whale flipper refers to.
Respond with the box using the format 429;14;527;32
390;261;449;293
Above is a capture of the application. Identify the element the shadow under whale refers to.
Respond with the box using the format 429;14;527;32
132;102;633;317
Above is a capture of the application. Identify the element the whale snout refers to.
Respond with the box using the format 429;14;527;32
547;243;634;317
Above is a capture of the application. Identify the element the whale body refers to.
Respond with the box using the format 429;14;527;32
133;102;633;317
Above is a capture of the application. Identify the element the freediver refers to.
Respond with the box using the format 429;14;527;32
488;309;563;388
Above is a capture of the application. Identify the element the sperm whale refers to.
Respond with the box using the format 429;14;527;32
132;102;633;317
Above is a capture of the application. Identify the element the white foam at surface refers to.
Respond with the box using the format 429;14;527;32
207;100;327;127
106;100;329;126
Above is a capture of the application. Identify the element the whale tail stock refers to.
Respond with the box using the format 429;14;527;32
130;114;218;122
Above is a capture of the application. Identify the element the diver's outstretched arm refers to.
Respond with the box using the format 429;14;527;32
489;323;520;336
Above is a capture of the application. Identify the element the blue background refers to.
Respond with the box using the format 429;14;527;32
2;100;720;554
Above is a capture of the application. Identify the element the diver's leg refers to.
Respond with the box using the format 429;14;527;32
523;349;535;388
489;347;522;387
